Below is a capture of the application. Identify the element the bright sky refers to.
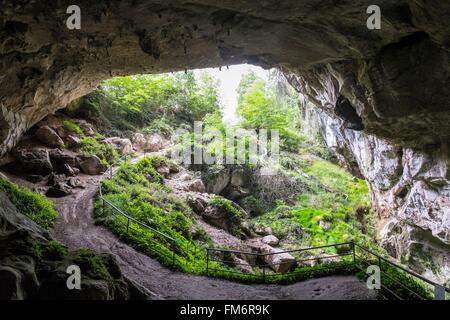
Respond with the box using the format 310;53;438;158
194;64;269;125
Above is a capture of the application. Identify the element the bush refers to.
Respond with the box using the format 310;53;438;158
73;248;111;280
79;136;119;166
63;119;84;135
0;179;58;229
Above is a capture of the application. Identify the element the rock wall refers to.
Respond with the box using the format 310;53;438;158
300;101;450;284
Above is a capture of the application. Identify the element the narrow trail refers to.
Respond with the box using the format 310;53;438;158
51;171;376;300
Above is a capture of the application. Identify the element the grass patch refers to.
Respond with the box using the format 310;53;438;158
0;179;58;229
73;248;111;280
63;119;84;135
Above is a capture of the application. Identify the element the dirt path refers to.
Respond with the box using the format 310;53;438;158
51;172;376;300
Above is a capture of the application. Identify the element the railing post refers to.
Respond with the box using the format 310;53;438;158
434;284;445;300
351;240;356;264
206;249;210;276
102;198;105;215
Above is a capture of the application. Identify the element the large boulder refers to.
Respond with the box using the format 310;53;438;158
49;149;79;172
187;179;206;193
17;149;53;175
79;155;106;175
46;182;72;197
249;240;296;273
262;235;280;246
103;137;133;155
202;199;244;236
203;166;230;194
35;126;64;148
132;133;164;152
46;174;72;197
75;119;95;136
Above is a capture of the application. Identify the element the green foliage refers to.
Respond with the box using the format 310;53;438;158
253;157;373;250
238;196;264;217
0;179;58;229
63;119;84;135
79;136;119;166
73;249;111;280
96;156;209;273
85;71;221;136
209;196;243;220
34;240;68;260
236;72;303;152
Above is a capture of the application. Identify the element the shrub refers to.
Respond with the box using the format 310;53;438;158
0;179;58;229
63;119;84;135
79;136;119;166
74;249;111;280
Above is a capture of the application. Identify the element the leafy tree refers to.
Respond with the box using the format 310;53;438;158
236;71;303;152
85;71;221;136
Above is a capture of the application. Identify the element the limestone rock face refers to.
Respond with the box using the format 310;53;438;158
300;103;450;284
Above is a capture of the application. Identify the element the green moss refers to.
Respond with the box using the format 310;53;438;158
0;179;58;229
209;196;243;220
63;119;84;135
34;240;68;260
79;136;119;166
73;249;111;280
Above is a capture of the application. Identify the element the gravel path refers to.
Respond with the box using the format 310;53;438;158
51;173;376;300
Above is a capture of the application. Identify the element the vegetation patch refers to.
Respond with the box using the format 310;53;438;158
79;136;119;166
63;119;84;135
0;179;58;229
73;248;111;280
95;156;210;274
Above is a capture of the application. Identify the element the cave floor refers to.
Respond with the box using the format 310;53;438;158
48;171;376;300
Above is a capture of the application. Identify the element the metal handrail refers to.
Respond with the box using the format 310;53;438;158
207;240;449;299
97;154;184;267
206;241;352;257
354;243;450;293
